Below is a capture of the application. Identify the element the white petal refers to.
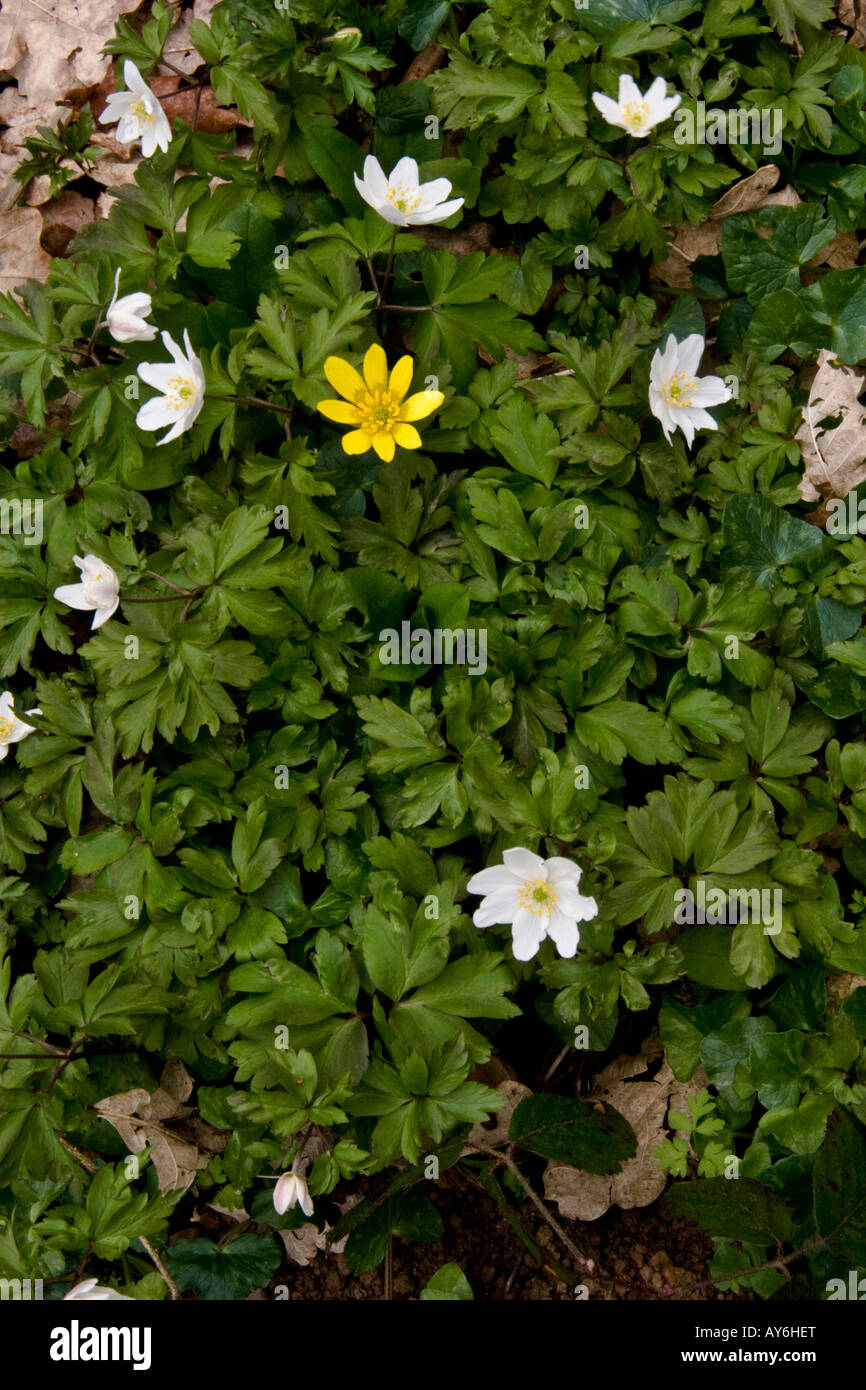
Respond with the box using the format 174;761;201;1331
592;93;625;128
502;847;546;880
407;198;464;225
467;865;519;895
676;333;706;378
361;155;389;202
546;910;579;958
544;857;582;886
53;582;96;612
136;397;176;431
618;74;644;107
389;156;419;188
510;909;546;962
472;888;519;927
690;376;731;406
417;177;453;205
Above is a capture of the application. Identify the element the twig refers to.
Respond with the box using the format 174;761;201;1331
384;1234;394;1300
58;1135;98;1173
466;1140;592;1271
140;1237;181;1301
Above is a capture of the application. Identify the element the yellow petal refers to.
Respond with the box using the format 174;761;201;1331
316;399;362;424
363;343;388;391
392;423;421;450
342;429;374;455
324;355;365;401
372;431;396;462
388;355;414;403
400;389;443;422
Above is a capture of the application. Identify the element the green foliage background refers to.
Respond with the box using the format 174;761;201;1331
3;0;866;1299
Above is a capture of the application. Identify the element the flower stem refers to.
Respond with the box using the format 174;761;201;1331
206;392;294;418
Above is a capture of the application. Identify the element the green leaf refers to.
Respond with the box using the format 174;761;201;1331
509;1093;636;1174
420;1261;474;1300
167;1233;282;1300
666;1178;793;1245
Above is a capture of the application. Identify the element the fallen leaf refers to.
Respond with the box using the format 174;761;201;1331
543;1039;707;1222
708;164;782;219
796;348;866;503
39;188;95;255
826;971;866;1008
412;221;494;256
652;166;803;290
839;0;866;49
95;1060;228;1193
401;41;446;83
463;1078;532;1153
162;0;218;76
0;0;141;110
278;1222;348;1267
0;206;52;288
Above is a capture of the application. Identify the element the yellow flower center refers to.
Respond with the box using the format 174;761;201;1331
516;878;556;919
387;181;423;214
662;371;698;408
129;97;154;126
0;716;12;740
357;388;400;435
165;375;199;412
622;100;649;131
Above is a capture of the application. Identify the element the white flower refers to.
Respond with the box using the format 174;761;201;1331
106;267;157;344
136;329;205;446
649;333;732;448
99;59;172;158
466;849;598;962
274;1171;314;1218
354;155;464;227
0;692;40;761
53;554;120;630
64;1278;132;1301
592;74;680;137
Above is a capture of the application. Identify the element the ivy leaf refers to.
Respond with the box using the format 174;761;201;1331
167;1233;281;1300
509;1093;636;1174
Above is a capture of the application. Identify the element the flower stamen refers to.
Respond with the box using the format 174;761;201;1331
516;878;557;919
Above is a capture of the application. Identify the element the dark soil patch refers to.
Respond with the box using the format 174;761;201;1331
262;1165;748;1302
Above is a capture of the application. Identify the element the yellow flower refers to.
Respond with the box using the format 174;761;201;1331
316;345;444;462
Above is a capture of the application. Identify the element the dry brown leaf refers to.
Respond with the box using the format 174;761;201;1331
162;0;219;76
812;231;860;270
401;41;446;83
652;166;802;290
0;206;51;288
0;0;141;110
464;1079;532;1153
839;0;866;48
795;348;866;503
543;1040;708;1222
278;1222;349;1267
39;188;95;255
708;164;782;219
826;972;866;1008
95;1060;228;1194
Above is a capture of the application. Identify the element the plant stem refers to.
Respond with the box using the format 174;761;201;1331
206;393;294;417
466;1140;593;1271
140;1237;181;1301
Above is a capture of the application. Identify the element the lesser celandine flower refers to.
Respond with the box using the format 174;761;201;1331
649;333;732;448
274;1171;314;1218
54;555;120;629
592;74;680;137
0;692;40;761
316;345;444;462
467;849;598;962
136;330;205;445
99;59;172;157
106;267;157;344
64;1279;132;1301
354;155;464;227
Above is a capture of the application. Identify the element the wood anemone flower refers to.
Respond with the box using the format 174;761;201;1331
316;345;444;462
